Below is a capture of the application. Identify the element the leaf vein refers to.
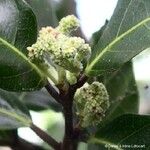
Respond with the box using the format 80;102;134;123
118;123;150;144
116;0;133;37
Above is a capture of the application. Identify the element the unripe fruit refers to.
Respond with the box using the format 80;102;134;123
27;15;91;74
74;82;110;127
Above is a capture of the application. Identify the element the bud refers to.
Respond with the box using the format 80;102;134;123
74;82;110;127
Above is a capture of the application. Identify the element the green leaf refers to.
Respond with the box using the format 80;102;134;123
0;0;45;91
0;0;37;54
17;89;62;112
0;89;32;129
90;114;150;150
86;0;150;76
103;62;139;124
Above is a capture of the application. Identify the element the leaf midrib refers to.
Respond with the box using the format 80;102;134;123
118;123;150;144
85;17;150;74
0;37;43;78
0;108;32;127
89;137;123;150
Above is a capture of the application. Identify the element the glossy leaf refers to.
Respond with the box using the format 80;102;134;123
90;114;150;149
0;0;37;54
86;0;150;76
0;89;32;129
0;0;45;91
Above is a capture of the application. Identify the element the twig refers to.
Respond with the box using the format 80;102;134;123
60;74;88;150
61;89;74;150
73;74;88;89
44;74;88;150
30;123;61;150
45;82;61;104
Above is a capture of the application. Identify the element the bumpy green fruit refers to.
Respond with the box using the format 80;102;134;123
74;82;110;127
57;15;79;34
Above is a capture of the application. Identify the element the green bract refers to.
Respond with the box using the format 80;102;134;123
27;15;91;75
74;82;110;127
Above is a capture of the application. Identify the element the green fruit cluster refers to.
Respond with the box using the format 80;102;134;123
74;82;110;127
27;15;91;74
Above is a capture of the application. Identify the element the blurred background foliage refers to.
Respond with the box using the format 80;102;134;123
1;0;150;149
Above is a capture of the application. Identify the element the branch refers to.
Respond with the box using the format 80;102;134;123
71;74;88;93
61;91;74;150
30;123;61;150
60;74;87;150
45;82;61;104
75;74;88;89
